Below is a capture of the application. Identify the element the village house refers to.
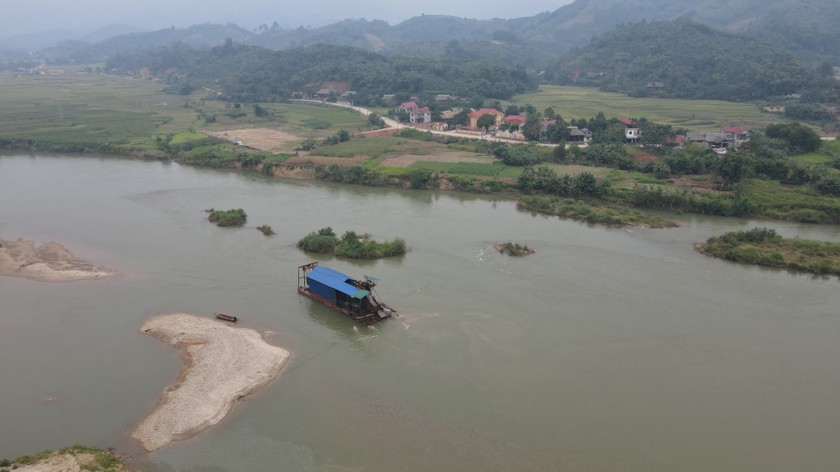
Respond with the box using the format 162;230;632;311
567;126;592;143
721;126;749;149
409;107;432;124
687;132;727;150
502;115;527;127
467;109;504;129
440;110;460;120
399;101;418;113
618;118;640;143
430;122;449;131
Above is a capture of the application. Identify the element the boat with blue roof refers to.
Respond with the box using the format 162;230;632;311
297;262;396;324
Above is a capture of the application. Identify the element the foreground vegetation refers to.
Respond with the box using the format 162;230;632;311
696;228;840;276
297;227;406;259
1;445;127;472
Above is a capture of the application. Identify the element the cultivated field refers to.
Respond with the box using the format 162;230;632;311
0;69;368;152
513;85;782;131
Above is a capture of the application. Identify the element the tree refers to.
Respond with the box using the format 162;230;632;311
522;114;542;141
253;103;268;117
450;108;470;127
476;113;497;131
553;144;566;162
544;107;556;119
765;122;822;154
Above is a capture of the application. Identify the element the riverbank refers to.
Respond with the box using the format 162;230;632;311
0;238;116;282
7;445;128;472
132;313;289;451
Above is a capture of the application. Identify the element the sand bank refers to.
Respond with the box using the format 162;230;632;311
0;238;115;282
132;313;290;451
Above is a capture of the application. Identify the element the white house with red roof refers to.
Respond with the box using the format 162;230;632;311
409;107;432;124
618;118;640;143
722;126;749;148
400;101;418;112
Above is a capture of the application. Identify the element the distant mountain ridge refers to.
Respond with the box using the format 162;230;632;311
3;0;838;65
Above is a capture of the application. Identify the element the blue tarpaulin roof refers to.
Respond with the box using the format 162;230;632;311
307;266;369;299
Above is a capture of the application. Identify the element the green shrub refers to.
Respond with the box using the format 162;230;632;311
208;208;247;227
298;227;338;253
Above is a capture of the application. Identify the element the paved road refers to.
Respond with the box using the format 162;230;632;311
291;99;560;146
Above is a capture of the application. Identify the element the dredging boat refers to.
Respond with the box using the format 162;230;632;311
297;262;396;324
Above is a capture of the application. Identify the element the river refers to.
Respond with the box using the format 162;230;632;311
1;155;838;472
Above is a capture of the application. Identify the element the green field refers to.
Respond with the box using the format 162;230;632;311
0;69;369;151
0;70;190;146
260;102;369;135
513;85;782;131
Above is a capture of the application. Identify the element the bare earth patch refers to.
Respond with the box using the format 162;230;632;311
282;154;370;167
17;453;97;472
204;128;299;152
0;238;115;282
380;151;492;168
132;313;289;451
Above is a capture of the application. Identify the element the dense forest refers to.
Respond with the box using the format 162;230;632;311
105;41;538;104
547;19;838;103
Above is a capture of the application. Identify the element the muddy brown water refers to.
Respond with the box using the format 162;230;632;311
1;155;839;471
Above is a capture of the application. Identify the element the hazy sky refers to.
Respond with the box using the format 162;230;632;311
2;0;573;37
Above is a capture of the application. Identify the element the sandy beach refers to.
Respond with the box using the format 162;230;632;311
132;313;290;451
0;238;115;282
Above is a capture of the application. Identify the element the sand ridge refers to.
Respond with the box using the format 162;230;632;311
0;238;115;282
132;313;290;451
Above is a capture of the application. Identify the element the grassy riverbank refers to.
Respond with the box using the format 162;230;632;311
2;445;128;472
696;228;840;276
518;195;678;228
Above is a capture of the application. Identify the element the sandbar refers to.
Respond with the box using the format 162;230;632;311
132;313;289;451
0;238;115;282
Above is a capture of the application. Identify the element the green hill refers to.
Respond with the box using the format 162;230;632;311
546;18;822;101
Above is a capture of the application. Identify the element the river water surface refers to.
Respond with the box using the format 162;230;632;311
1;155;839;472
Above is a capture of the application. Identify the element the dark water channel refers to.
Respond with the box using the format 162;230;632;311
1;155;838;471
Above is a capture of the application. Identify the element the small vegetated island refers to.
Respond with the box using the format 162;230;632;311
207;208;247;227
298;227;406;259
495;242;535;256
257;225;275;236
695;227;840;276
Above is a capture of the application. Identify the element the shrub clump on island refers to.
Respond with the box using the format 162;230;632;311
257;225;275;236
207;208;247;227
695;227;840;276
298;227;406;259
495;242;535;257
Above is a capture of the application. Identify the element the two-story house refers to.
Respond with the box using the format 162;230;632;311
619;118;641;143
721;126;749;149
410;107;432;125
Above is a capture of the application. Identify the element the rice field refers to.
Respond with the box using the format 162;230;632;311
513;85;782;131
